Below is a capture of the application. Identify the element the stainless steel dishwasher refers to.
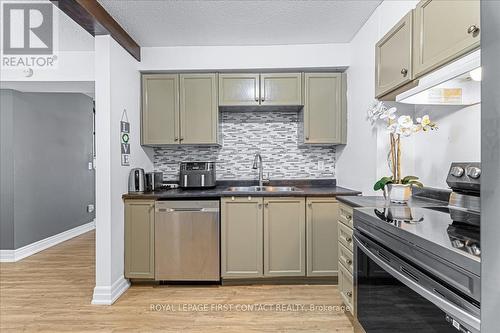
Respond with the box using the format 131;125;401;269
155;200;220;281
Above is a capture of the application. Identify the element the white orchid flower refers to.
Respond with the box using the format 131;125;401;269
380;107;397;120
416;115;431;126
398;115;414;128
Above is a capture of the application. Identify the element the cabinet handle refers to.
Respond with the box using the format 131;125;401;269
174;137;179;141
467;25;480;35
401;68;408;76
305;136;309;141
308;203;312;208
180;137;184;141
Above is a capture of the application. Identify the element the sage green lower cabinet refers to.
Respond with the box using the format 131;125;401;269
303;73;347;145
179;73;218;144
306;198;339;277
338;202;354;315
221;197;264;278
263;197;306;277
124;200;155;279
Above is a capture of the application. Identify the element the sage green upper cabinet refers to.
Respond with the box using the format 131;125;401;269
221;197;264;278
303;73;346;145
179;73;218;144
375;11;413;99
413;0;480;78
218;73;260;106
260;73;302;106
124;200;155;279
142;74;179;145
306;198;339;277
263;197;306;277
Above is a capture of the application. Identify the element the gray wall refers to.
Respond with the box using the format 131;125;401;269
481;2;500;332
0;90;95;250
1;90;15;249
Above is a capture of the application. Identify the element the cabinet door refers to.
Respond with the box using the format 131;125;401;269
221;197;264;278
306;198;339;277
263;197;306;277
179;73;218;144
375;11;413;98
142;74;179;145
413;0;480;78
124;200;155;279
260;73;302;106
218;73;260;106
303;73;346;144
339;262;354;315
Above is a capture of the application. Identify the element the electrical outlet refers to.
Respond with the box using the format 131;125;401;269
317;160;325;171
87;204;95;213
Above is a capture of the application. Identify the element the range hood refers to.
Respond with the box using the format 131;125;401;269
396;49;480;105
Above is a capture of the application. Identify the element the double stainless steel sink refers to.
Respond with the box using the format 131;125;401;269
225;186;302;193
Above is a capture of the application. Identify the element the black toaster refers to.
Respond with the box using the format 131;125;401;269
179;162;216;188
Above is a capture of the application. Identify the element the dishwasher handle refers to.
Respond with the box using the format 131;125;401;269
156;207;219;213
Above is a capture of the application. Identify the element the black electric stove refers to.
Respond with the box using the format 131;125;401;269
354;163;481;333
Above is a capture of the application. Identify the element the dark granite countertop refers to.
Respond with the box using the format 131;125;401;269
336;195;448;208
122;179;361;200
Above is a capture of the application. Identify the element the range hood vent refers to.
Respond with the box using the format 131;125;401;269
396;50;480;105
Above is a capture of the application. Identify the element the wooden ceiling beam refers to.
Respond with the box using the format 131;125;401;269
50;0;141;61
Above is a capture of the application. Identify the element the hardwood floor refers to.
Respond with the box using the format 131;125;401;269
0;231;354;332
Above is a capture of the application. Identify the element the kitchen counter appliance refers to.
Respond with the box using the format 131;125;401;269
354;162;481;333
155;200;220;281
146;171;163;191
179;161;216;188
128;168;145;192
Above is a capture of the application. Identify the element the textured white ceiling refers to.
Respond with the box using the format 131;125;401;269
97;0;382;47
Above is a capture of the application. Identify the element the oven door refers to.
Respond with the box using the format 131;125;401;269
354;230;480;333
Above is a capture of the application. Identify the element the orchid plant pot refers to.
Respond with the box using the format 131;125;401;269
385;183;412;203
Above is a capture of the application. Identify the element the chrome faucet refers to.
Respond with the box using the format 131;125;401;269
252;153;267;187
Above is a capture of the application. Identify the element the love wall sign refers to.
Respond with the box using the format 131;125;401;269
121;110;130;166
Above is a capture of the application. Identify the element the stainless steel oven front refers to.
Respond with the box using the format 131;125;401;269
354;230;480;333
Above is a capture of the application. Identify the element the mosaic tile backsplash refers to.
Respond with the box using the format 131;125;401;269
154;111;336;181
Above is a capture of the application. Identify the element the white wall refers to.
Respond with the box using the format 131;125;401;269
336;0;420;195
413;104;481;188
337;0;480;194
140;43;350;70
92;35;153;305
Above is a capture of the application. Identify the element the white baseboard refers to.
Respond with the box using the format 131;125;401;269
92;276;130;305
0;220;95;262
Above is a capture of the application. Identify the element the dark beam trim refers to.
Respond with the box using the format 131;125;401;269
50;0;141;61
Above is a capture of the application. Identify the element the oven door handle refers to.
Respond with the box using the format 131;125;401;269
354;236;480;332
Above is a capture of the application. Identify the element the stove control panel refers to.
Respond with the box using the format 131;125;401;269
446;162;480;192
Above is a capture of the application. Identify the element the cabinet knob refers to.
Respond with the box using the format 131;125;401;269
174;137;179;141
346;291;352;298
401;68;408;76
346;237;352;243
467;25;480;35
346;259;352;265
308;203;312;208
265;203;269;208
258;203;262;209
305;136;309;141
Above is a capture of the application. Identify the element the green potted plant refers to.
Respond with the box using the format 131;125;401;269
368;102;437;203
